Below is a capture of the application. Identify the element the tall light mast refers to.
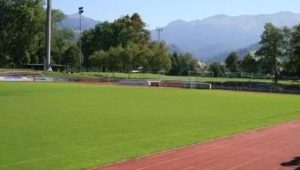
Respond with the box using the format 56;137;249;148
45;0;52;71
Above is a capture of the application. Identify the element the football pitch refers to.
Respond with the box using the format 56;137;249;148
1;82;300;170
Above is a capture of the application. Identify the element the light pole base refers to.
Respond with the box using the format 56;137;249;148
47;67;53;72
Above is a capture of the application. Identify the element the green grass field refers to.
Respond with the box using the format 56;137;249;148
1;82;300;170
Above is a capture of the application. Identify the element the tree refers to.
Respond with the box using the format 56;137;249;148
90;50;110;72
61;45;80;68
282;26;292;60
89;41;171;73
0;1;74;67
52;9;65;25
225;52;239;72
0;0;45;67
208;63;226;77
255;23;284;83
81;13;151;66
168;52;198;76
48;9;77;65
287;25;300;75
180;53;198;75
122;43;143;72
107;46;124;72
168;53;180;75
81;13;172;72
145;42;171;72
240;53;259;73
81;29;96;67
81;21;119;67
114;13;150;46
52;28;76;64
0;0;11;66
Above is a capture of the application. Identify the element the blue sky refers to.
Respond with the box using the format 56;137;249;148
53;0;300;28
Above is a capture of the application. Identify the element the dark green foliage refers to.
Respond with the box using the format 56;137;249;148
225;52;239;72
81;13;150;67
0;1;77;67
145;42;171;72
61;45;80;67
50;9;77;65
90;42;171;72
52;9;65;25
208;63;226;77
287;25;300;75
168;52;199;75
255;23;284;83
83;13;173;72
52;28;76;64
0;0;45;67
240;53;259;73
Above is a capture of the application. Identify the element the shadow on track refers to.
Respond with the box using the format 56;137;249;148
281;156;300;170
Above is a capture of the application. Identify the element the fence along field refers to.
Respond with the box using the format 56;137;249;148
1;69;298;84
1;69;299;94
1;82;300;170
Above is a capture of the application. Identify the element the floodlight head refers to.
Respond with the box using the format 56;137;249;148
156;27;163;32
79;7;84;14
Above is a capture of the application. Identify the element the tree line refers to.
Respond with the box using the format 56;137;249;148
81;13;171;72
81;13;199;75
0;1;199;75
0;0;79;68
210;23;300;82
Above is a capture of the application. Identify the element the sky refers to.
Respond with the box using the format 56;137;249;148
53;0;300;28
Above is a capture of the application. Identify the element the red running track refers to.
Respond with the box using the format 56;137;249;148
94;121;300;170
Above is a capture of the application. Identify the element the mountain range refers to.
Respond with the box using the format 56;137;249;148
58;14;99;32
60;11;300;62
152;11;300;62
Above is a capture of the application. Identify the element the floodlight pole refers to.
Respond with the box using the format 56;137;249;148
156;27;163;42
79;7;84;68
45;0;52;71
155;27;163;78
189;71;193;89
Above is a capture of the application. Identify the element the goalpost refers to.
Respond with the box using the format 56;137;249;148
187;71;213;89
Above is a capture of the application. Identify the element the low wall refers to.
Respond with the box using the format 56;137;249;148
119;79;149;86
210;82;300;94
0;76;34;82
183;82;212;89
34;77;55;82
1;75;299;94
160;81;184;88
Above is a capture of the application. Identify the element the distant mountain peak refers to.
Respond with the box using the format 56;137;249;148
65;13;80;19
167;19;188;26
59;14;99;31
274;11;297;15
204;14;230;20
151;11;300;61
